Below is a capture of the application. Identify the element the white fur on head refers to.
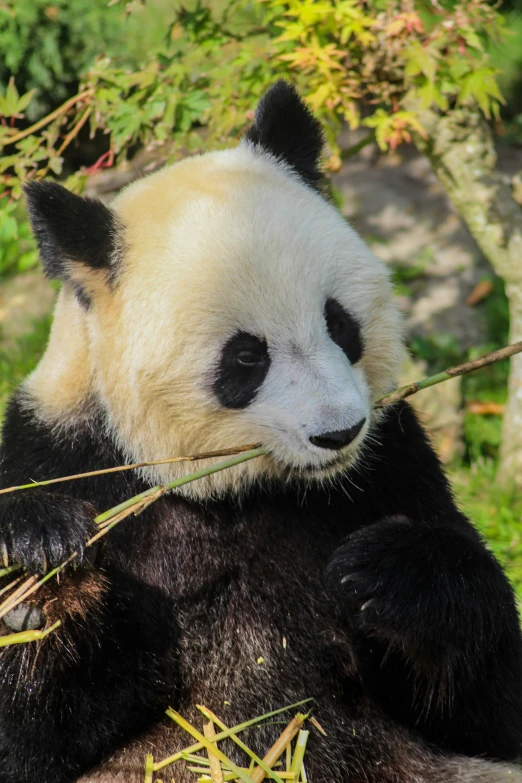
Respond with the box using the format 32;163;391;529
26;145;405;499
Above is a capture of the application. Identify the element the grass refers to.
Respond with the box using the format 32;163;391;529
0;314;51;419
450;460;522;600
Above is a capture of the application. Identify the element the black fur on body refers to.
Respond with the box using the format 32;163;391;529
1;81;522;782
0;394;521;783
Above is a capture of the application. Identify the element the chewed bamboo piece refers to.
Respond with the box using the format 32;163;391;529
156;702;313;783
156;700;312;773
165;709;255;783
196;705;285;783
250;714;305;783
203;721;224;783
0;620;61;648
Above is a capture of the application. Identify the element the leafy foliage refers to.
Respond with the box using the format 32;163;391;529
451;459;522;599
0;0;130;119
0;197;38;277
267;0;505;158
0;0;508;200
0;314;51;419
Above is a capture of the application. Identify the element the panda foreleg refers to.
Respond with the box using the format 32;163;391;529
327;514;522;758
325;404;522;762
0;490;98;574
0;565;179;783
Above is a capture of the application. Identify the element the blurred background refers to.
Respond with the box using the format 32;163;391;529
0;0;521;590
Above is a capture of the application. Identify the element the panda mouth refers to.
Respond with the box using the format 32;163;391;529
284;452;351;475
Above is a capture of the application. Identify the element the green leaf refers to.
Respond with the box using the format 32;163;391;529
4;78;19;116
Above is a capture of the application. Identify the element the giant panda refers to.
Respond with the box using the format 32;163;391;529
0;81;521;783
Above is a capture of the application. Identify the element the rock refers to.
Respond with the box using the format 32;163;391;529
3;603;45;632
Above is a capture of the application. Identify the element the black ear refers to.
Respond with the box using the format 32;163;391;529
23;180;119;283
244;81;324;189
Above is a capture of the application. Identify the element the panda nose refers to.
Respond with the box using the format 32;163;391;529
309;419;366;450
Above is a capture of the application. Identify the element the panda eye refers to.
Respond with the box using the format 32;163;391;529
213;332;271;409
325;298;364;365
235;349;267;367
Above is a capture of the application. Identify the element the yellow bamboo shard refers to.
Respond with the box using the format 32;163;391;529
144;753;154;783
156;700;312;773
165;709;255;783
250;715;305;783
309;716;327;737
0;575;37;621
289;730;309;781
196;705;285;783
203;721;224;783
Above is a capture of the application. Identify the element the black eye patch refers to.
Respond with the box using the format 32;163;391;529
325;298;363;364
213;332;271;409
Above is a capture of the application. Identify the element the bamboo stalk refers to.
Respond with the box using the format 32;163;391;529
203;721;224;783
197;705;285;783
289;731;309;782
0;575;37;621
0;449;265;638
155;700;313;772
0;575;22;599
144;753;154;783
374;340;522;408
0;620;61;648
308;717;326;737
0;444;262;496
0;564;21;578
1;341;520;501
94;448;265;526
197;776;295;783
250;715;306;783
3;341;519;644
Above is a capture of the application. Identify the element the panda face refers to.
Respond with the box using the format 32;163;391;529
75;146;402;497
24;85;405;499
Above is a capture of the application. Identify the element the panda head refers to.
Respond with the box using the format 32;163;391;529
24;81;405;499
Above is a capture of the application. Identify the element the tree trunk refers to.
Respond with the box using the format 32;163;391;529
413;107;522;489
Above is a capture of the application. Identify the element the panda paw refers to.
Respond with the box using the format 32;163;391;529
325;515;494;658
0;493;98;574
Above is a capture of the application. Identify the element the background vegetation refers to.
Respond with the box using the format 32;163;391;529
0;0;521;592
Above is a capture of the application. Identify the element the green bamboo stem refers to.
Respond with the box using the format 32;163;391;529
0;444;262;497
0;449;267;644
95;448;266;526
0;564;21;579
2;341;521;645
374;340;522;408
144;753;154;783
0;620;61;648
289;730;309;781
